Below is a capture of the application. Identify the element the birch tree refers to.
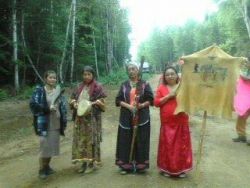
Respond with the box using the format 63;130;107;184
93;30;99;78
13;0;19;93
21;11;44;83
70;0;76;83
51;0;54;33
106;2;113;74
59;2;72;84
237;0;250;39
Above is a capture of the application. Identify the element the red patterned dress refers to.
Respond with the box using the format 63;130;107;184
154;84;192;176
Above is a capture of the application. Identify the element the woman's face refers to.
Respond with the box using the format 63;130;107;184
127;65;139;80
164;68;178;85
83;71;93;84
45;73;57;87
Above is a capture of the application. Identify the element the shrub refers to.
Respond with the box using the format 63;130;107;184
18;86;35;100
99;70;154;85
0;89;8;101
99;69;128;85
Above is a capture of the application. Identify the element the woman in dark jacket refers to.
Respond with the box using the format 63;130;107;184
30;70;67;179
115;63;154;174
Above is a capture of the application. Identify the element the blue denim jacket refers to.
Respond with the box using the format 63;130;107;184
30;85;67;136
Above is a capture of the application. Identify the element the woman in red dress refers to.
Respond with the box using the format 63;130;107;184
154;66;192;178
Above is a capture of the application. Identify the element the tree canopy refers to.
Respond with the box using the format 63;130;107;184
0;0;131;92
137;0;250;71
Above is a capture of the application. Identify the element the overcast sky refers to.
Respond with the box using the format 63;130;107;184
120;0;218;61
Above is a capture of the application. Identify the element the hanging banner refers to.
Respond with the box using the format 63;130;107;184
175;45;246;118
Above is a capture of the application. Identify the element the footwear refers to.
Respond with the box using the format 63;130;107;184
94;161;103;167
178;173;186;178
120;170;128;175
84;162;95;173
162;172;170;177
46;166;55;175
232;136;247;143
85;167;94;174
78;162;87;173
88;162;94;168
38;169;48;179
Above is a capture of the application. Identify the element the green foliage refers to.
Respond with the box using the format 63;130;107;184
0;0;131;89
17;86;35;100
98;68;154;86
138;0;250;71
99;69;128;85
0;89;8;101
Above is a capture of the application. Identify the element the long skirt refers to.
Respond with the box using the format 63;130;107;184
234;77;250;117
40;129;60;158
72;114;102;164
115;122;150;171
157;115;192;175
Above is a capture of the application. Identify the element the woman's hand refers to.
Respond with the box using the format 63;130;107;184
92;99;102;106
95;99;103;106
73;102;78;109
92;99;106;111
168;89;177;98
138;102;149;109
120;101;136;112
50;104;57;111
159;89;177;105
128;104;136;113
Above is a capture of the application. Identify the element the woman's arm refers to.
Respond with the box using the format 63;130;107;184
69;87;79;109
154;85;176;107
158;91;176;105
120;101;134;112
115;83;134;111
137;101;150;109
30;86;49;114
59;96;67;134
93;98;106;111
138;82;153;109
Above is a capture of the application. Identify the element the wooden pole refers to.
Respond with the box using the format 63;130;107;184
195;110;207;181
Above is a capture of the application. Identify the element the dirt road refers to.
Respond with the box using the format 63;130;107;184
0;75;250;188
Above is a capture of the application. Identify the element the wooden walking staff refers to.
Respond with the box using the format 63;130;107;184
129;56;145;164
195;110;207;179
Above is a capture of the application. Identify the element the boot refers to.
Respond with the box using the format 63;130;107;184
85;162;94;173
39;169;48;179
45;158;55;175
232;135;247;143
39;158;48;179
46;166;56;175
78;162;87;173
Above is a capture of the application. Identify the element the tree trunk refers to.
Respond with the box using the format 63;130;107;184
22;63;27;86
70;0;76;83
93;30;99;78
13;0;19;93
59;2;73;84
106;5;113;74
235;0;250;39
51;0;54;33
241;0;250;39
21;11;44;83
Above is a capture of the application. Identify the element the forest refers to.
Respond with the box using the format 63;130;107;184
137;0;250;71
0;0;131;96
1;0;250;98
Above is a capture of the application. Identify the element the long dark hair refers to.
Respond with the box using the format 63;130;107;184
162;66;179;85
